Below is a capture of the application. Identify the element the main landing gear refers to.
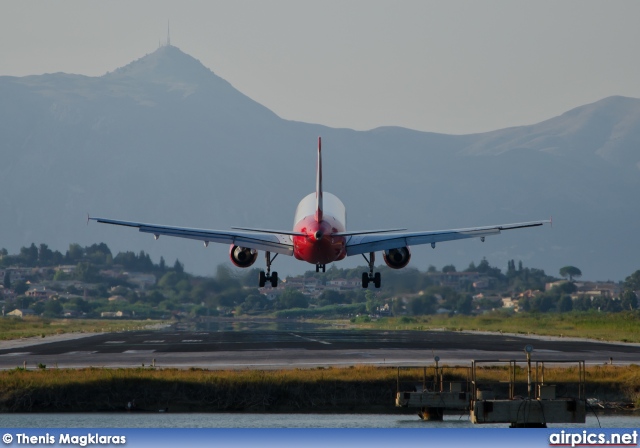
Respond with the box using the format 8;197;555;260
361;252;381;288
259;251;278;288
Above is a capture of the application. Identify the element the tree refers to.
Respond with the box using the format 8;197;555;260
573;296;592;312
553;282;577;295
442;264;456;273
43;300;63;317
14;280;29;295
85;243;112;265
559;266;582;281
3;271;10;289
38;244;54;265
531;294;556;313
317;290;346;307
237;294;270;314
407;295;437;315
391;298;404;315
75;262;100;283
173;259;184;274
624;270;640;291
66;243;84;263
20;243;38;265
557;295;573;312
214;264;240;290
158;272;180;289
456;295;473;315
621;290;638;310
365;290;379;313
275;290;308;310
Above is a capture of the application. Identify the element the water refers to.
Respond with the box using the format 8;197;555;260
0;413;638;428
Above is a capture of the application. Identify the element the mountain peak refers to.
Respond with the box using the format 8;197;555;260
106;45;215;84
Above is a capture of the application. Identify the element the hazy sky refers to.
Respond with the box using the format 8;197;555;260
2;1;640;134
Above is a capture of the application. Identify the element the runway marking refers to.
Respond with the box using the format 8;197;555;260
66;351;97;355
181;340;203;343
123;350;156;354
0;352;31;356
289;333;332;345
104;341;125;344
143;340;165;343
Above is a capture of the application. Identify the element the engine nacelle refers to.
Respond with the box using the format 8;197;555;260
383;246;411;269
229;245;258;268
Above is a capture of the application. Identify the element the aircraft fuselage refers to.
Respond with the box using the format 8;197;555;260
292;192;347;265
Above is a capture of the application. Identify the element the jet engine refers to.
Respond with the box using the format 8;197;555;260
229;245;258;268
383;247;411;269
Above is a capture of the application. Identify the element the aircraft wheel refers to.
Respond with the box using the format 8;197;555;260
271;272;279;288
374;272;381;288
259;271;266;287
361;272;369;288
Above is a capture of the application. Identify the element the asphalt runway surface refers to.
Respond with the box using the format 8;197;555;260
2;322;640;369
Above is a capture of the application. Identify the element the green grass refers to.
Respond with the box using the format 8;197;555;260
3;311;640;344
351;311;640;343
0;316;166;340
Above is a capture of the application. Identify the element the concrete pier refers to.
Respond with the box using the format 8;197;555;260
471;397;586;427
396;358;588;426
395;365;470;420
396;388;470;420
469;359;587;427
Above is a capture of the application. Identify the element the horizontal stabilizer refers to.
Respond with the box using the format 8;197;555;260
231;226;306;237
333;228;407;237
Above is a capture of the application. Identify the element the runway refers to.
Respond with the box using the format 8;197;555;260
1;322;639;369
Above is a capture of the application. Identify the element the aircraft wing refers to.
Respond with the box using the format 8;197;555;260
89;217;294;256
345;220;550;256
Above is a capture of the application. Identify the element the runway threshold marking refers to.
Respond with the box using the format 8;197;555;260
289;333;331;345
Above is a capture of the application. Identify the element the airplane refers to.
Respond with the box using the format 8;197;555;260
89;137;550;289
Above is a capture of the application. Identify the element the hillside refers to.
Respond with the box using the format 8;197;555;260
0;45;638;280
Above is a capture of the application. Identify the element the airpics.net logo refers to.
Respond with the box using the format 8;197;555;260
549;430;638;447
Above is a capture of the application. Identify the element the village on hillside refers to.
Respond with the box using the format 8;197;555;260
1;243;637;321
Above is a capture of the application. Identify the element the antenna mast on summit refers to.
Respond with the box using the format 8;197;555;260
167;20;171;46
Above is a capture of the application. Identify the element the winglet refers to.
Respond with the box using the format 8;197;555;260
550;216;553;228
315;137;323;223
87;213;91;226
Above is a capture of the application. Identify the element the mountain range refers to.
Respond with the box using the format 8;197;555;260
1;45;638;281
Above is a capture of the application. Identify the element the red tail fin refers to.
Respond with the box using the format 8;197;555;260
315;137;323;223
